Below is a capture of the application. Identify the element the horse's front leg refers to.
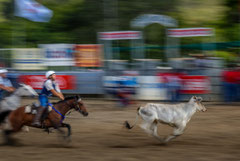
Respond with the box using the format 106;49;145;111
48;119;66;136
49;120;72;143
61;123;71;137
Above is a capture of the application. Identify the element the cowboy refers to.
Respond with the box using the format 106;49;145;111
0;69;15;100
32;71;64;127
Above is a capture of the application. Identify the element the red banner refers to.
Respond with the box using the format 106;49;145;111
19;75;76;90
180;75;210;94
157;73;211;94
98;31;142;40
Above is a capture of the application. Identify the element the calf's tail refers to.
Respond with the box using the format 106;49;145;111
124;107;141;129
0;110;11;124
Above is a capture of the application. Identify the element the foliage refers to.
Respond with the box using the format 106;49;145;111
212;51;237;62
0;0;238;62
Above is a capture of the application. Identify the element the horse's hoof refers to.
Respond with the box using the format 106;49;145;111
63;136;72;143
31;121;43;128
161;139;169;145
44;128;54;134
4;140;16;146
22;126;29;132
160;141;168;145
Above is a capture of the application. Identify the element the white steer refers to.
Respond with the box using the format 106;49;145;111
125;96;206;143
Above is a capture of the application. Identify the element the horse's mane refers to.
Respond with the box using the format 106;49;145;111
53;96;77;105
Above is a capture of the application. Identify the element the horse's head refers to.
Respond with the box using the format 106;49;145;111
17;83;38;97
72;95;88;116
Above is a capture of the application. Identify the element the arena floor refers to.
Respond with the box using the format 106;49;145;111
0;98;240;161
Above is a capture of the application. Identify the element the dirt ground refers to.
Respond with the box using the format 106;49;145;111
1;98;240;161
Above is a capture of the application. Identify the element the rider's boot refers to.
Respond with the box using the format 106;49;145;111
32;106;45;127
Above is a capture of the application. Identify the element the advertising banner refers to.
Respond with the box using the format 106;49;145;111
104;75;169;100
12;48;45;70
74;44;102;67
39;44;74;66
104;75;138;98
180;75;211;94
19;75;76;90
168;28;213;37
136;76;167;100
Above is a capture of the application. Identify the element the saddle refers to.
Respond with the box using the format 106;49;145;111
24;103;52;114
25;103;54;132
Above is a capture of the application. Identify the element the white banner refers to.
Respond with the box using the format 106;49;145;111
15;0;53;22
12;48;46;70
168;28;213;37
131;14;177;28
39;44;74;66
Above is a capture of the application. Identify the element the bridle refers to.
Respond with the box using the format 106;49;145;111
65;97;86;115
73;100;83;113
50;97;87;123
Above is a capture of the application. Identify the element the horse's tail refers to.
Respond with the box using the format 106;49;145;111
124;107;141;129
0;110;11;124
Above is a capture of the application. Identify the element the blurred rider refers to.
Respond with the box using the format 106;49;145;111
32;71;64;127
0;69;15;100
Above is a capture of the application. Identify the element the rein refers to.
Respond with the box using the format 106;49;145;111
48;97;82;123
48;103;65;122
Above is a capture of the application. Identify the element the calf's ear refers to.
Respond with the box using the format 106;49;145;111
19;83;25;87
190;96;197;102
197;97;202;102
191;96;196;100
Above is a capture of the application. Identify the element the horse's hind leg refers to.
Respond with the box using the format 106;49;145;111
3;130;16;145
3;124;23;145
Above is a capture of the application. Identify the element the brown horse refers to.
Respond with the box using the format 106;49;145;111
0;95;88;145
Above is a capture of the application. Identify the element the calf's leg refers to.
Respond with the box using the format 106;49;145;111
140;122;152;134
149;120;164;142
164;126;185;143
140;120;164;142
